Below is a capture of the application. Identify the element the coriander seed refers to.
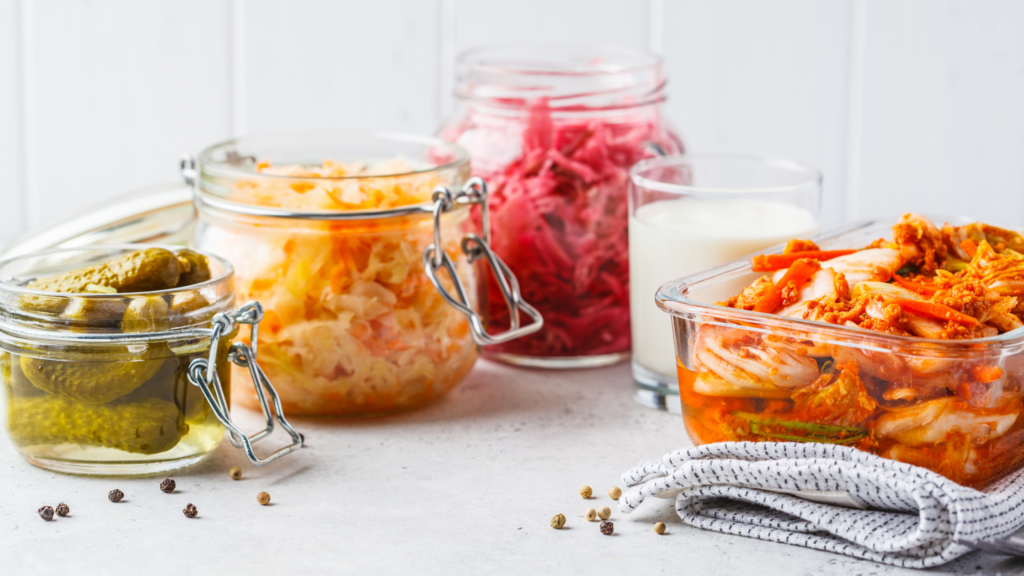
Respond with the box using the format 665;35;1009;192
183;503;198;518
585;508;598;522
108;489;124;503
598;506;611;520
654;522;666;534
38;506;54;521
160;479;176;493
600;521;614;535
579;486;592;499
550;514;566;529
608;486;622;500
55;503;69;517
257;491;271;505
230;467;243;480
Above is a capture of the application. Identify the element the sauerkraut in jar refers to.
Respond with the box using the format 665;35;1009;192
192;134;497;416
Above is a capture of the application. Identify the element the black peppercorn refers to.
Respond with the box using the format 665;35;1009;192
55;503;69;517
108;489;124;503
160;479;176;493
38;506;54;521
183;503;198;518
600;521;614;535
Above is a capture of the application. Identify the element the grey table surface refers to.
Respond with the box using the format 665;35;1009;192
2;360;1023;575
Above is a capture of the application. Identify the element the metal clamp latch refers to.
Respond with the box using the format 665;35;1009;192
423;177;543;346
187;301;304;466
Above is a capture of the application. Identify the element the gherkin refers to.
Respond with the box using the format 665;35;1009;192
170;291;212;328
28;248;181;294
121;295;171;333
20;355;165;404
175;249;212;287
7;395;187;454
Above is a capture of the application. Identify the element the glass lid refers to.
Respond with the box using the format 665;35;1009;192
2;183;194;258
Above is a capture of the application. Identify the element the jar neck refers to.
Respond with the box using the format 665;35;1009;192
454;45;666;113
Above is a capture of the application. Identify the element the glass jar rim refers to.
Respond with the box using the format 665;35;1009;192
457;44;664;77
195;131;472;221
0;244;234;298
198;131;469;182
454;44;666;109
0;245;236;344
630;154;824;196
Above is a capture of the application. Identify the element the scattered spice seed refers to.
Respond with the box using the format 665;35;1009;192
38;506;54;521
550;514;566;529
608;487;622;500
654;522;666;535
55;503;69;517
230;467;243;481
160;479;176;493
585;508;598;522
183;503;198;519
257;491;271;506
108;489;124;503
600;521;614;535
579;486;592;499
598;506;611;520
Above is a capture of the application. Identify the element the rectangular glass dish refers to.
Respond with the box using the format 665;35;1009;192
657;217;1024;488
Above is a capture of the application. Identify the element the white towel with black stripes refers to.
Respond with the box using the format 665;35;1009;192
618;442;1024;568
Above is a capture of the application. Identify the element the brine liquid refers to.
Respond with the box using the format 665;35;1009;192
3;350;228;475
628;198;818;377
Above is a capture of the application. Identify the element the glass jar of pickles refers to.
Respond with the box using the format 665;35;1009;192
0;245;302;475
187;132;541;416
439;45;683;368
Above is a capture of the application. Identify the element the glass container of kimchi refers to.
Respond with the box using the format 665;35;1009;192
440;45;682;368
188;133;541;416
658;215;1024;488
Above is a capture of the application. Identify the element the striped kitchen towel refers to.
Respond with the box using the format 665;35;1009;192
618;442;1024;568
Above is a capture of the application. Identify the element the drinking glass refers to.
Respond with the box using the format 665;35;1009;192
629;154;822;412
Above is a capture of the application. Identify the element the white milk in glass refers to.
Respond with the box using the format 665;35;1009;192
629;198;819;377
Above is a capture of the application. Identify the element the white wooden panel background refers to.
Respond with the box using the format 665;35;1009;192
1;0;1023;246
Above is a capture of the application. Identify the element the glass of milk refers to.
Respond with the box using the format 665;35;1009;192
629;154;822;412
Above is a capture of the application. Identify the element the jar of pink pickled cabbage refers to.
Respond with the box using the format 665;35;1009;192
185;133;541;416
439;45;682;368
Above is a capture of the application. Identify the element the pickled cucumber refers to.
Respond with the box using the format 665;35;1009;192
28;248;180;294
20;355;164;404
175;249;211;287
5;352;42;396
170;291;212;328
62;295;129;328
7;395;187;454
121;295;171;333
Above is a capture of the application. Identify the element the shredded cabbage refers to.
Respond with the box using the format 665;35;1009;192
443;99;681;358
200;160;478;415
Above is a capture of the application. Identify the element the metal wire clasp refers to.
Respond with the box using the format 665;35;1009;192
423;177;543;346
187;301;304;466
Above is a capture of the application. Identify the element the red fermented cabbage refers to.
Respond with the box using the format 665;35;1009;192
443;99;681;359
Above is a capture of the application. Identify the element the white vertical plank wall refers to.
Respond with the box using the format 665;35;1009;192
240;0;442;135
0;0;24;242
660;0;853;227
856;0;1024;225
16;0;231;231
1;0;1022;246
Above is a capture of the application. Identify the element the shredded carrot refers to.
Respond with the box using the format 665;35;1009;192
893;298;979;327
970;365;1004;383
782;239;821;254
753;259;821;313
960;238;978;258
893;275;939;296
751;250;858;272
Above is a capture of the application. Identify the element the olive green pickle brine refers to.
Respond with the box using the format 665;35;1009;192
0;246;237;475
